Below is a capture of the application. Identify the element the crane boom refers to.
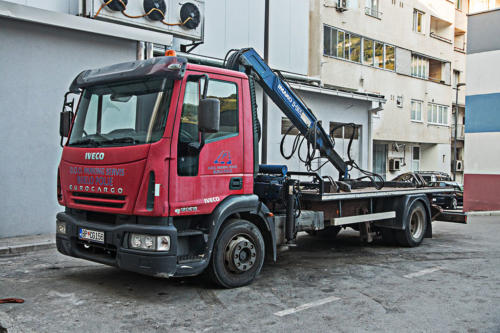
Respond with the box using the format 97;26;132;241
226;48;348;179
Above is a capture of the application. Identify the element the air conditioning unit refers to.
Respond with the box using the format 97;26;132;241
81;0;205;41
452;160;464;172
337;0;348;12
389;159;401;171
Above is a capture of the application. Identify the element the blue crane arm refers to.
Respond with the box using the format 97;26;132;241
230;48;348;178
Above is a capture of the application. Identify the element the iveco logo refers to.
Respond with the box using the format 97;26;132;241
85;152;105;160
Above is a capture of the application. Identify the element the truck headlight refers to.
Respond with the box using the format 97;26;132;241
129;234;170;251
157;235;171;251
130;233;155;250
56;221;66;234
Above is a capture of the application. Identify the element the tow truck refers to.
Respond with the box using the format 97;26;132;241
56;48;460;288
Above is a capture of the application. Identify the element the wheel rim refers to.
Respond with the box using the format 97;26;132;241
409;209;425;240
452;198;457;209
224;234;257;273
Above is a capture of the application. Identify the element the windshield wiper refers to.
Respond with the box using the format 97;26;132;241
69;138;101;147
101;137;141;145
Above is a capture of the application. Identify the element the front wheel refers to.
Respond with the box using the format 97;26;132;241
208;219;265;288
395;201;428;247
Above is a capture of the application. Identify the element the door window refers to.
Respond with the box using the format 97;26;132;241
177;78;239;176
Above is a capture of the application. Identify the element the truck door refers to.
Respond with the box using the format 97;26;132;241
169;72;246;216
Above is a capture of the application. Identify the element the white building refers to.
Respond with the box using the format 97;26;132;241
309;0;468;181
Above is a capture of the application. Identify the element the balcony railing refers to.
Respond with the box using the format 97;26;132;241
451;124;465;140
365;6;382;19
430;32;452;44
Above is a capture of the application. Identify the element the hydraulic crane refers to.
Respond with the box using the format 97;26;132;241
224;48;349;179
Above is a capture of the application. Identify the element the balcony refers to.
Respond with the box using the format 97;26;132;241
430;16;453;44
430;32;452;44
451;124;465;140
454;28;466;53
365;6;382;19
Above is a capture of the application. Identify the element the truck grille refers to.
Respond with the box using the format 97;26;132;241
71;192;126;209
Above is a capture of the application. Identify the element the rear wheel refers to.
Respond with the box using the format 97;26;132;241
395;201;428;247
208;219;265;288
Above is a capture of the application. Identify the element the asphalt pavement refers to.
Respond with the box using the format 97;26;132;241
1;216;499;332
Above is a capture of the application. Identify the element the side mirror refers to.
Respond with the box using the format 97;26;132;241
59;111;73;137
198;98;220;133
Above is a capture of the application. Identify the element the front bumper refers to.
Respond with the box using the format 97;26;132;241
56;212;178;278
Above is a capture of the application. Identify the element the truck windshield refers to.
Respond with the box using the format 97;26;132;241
68;78;174;147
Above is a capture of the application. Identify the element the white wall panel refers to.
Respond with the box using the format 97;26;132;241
464;132;500;175
466;50;500;96
195;0;265;59
268;0;309;74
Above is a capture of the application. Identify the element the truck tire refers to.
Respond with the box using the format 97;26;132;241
208;219;265;288
395;201;428;247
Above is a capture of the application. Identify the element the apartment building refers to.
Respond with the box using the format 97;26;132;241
464;2;500;211
310;0;468;181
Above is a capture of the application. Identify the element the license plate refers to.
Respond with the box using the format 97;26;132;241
78;228;105;244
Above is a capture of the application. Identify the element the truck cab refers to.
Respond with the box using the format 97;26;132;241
57;56;270;287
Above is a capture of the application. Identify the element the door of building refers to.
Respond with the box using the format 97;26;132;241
373;143;387;180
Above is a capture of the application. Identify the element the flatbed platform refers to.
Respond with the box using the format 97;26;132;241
302;187;455;201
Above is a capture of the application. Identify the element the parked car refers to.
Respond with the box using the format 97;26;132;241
415;171;452;184
428;181;463;209
391;172;427;187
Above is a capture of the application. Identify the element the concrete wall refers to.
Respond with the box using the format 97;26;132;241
0;18;136;237
464;9;500;211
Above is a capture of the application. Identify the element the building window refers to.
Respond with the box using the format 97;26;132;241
323;25;395;71
363;38;374;65
374;42;384;68
413;9;424;33
396;95;403;108
385;45;395;70
456;0;462;10
412;146;420;171
411;100;423;121
411;54;428;79
337;30;345;59
365;0;380;18
427;103;448;125
350;35;362;63
323;27;332;56
469;0;500;13
330;122;361;139
282;117;321;135
281;118;298;135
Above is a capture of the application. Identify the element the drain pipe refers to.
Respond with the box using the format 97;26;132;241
145;42;154;59
136;41;145;60
262;0;270;164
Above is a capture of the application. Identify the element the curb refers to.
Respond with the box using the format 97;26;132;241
0;242;55;255
466;210;500;217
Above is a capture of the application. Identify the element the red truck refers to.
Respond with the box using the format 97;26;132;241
56;48;457;288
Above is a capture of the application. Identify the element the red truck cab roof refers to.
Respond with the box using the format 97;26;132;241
185;62;248;79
